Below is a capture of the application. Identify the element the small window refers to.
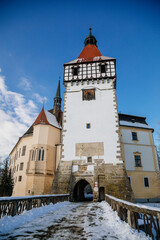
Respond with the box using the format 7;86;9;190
20;162;24;171
18;176;22;182
144;177;149;187
128;176;131;185
72;66;79;76
22;146;26;156
86;123;91;129
38;149;41;161
132;132;138;141
87;157;92;163
135;155;142;167
99;64;107;73
42;150;44;161
83;89;95;101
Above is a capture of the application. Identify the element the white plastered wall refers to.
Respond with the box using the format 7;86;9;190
62;79;121;164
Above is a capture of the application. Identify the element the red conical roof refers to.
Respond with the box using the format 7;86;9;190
33;106;50;125
78;44;102;60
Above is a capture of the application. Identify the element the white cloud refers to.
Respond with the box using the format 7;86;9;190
19;77;31;91
33;93;47;104
0;75;38;159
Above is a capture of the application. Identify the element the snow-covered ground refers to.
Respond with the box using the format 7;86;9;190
0;201;151;240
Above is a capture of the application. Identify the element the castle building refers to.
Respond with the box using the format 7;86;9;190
9;29;160;202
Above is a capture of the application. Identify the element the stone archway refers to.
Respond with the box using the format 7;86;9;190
73;179;93;201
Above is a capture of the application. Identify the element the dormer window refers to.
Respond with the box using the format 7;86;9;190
72;66;79;76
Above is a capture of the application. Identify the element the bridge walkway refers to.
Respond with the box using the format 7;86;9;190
0;201;150;240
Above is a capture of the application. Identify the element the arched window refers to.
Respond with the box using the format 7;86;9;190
42;150;44;161
38;149;41;161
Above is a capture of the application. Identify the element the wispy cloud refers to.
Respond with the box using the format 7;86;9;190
33;93;47;104
0;74;38;159
19;77;31;91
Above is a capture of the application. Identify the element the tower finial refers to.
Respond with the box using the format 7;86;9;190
89;27;92;36
84;28;97;46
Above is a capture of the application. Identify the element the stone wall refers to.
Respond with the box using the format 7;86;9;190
51;160;134;202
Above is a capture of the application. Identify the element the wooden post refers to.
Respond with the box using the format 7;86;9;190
11;201;18;216
127;210;136;229
27;199;32;211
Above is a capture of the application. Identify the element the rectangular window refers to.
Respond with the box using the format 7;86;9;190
132;132;138;141
87;157;92;163
100;64;106;73
42;150;44;161
135;155;142;167
86;123;91;129
22;146;26;156
83;89;95;101
144;177;149;187
20;162;24;171
72;66;79;76
38;149;41;161
18;176;22;182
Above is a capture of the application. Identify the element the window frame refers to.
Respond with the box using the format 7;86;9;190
38;149;41;161
144;177;149;187
87;156;92;163
134;153;142;167
72;66;79;76
99;63;108;73
22;146;26;156
20;162;24;171
18;176;22;182
86;123;91;129
132;132;138;141
82;89;95;101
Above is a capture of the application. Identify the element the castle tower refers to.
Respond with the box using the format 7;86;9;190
51;29;133;201
53;77;62;124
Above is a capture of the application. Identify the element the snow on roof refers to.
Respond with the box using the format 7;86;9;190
119;120;153;130
33;107;61;129
65;55;114;65
44;110;61;129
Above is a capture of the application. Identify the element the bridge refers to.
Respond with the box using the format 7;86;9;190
0;194;159;239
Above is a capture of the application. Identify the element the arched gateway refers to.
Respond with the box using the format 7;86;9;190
73;179;93;201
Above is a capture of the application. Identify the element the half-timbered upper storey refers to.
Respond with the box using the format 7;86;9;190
63;29;116;82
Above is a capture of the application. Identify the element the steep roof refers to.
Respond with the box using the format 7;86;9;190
64;29;115;65
55;77;61;98
33;107;61;129
33;106;50;125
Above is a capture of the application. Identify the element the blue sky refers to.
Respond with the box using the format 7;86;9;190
0;0;160;158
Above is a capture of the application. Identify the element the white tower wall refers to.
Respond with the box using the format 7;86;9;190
62;79;122;164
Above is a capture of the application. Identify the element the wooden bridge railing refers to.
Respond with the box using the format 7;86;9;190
0;194;69;218
105;194;160;240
